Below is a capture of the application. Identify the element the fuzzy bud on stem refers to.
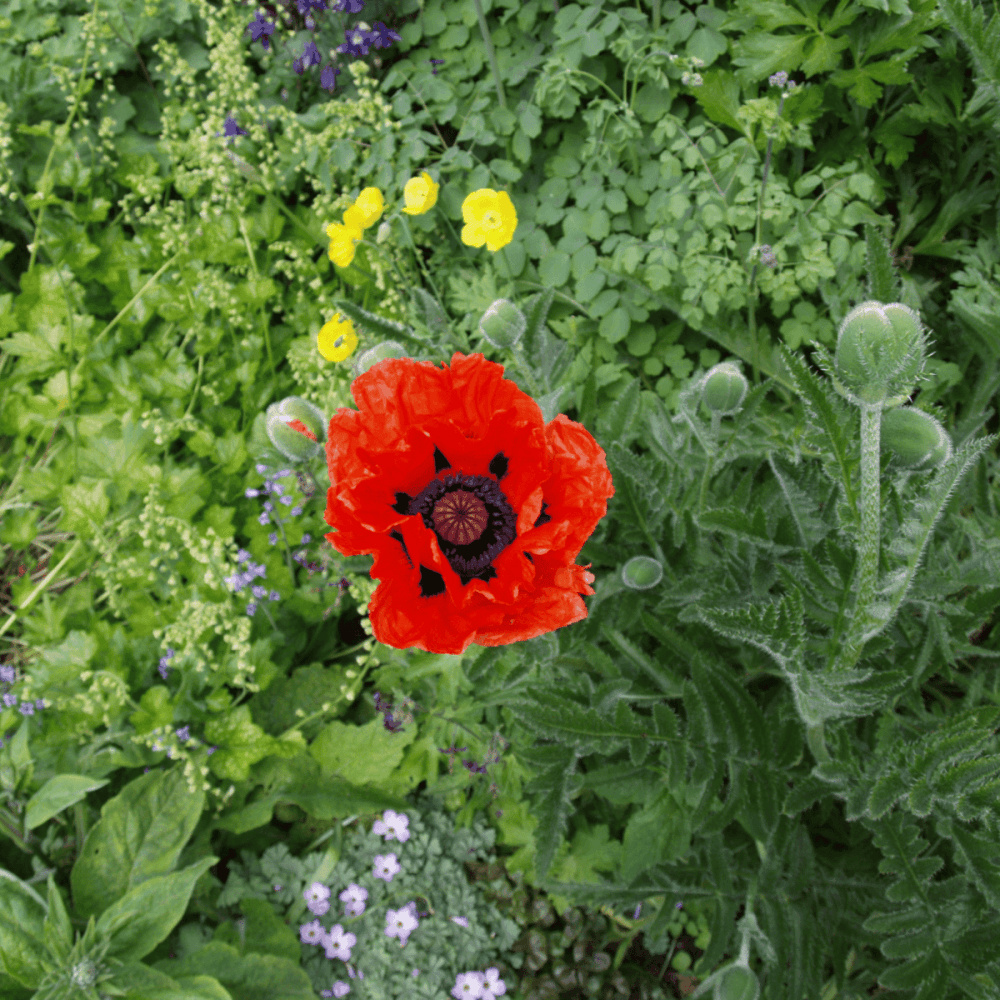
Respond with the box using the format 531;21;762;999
831;300;929;407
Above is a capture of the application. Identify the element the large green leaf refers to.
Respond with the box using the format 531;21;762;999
24;774;109;831
151;941;316;1000
96;856;218;963
0;870;50;989
70;766;206;920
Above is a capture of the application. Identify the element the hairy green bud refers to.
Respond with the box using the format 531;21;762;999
621;555;663;590
714;965;760;1000
265;396;326;462
478;298;526;350
831;300;929;407
701;362;749;416
353;340;408;378
70;959;98;989
881;407;952;471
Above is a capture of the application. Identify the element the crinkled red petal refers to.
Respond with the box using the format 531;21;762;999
320;352;614;654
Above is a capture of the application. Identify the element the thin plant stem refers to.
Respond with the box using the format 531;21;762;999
27;0;100;274
471;0;506;109
238;216;276;376
746;87;788;384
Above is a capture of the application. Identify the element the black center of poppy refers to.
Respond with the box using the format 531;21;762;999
388;447;552;596
432;489;488;545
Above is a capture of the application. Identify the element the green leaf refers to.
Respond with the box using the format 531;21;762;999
204;705;278;782
0;720;32;798
309;716;416;785
0;869;49;989
237;899;300;961
24;774;109;831
151;941;317;1000
41;873;73;964
97;857;218;964
621;787;695;882
538;249;570;287
70;766;206;920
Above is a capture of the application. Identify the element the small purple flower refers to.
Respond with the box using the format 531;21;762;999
479;968;507;999
2;693;18;708
339;882;368;917
176;726;191;742
452;972;486;1000
429;58;445;75
158;647;176;680
300;918;325;945
321;983;351;999
373;852;400;882
451;916;469;928
372;809;410;842
18;701;34;716
385;904;419;945
302;39;321;69
332;0;364;11
305;881;331;906
247;10;275;50
0;665;16;684
322;924;356;961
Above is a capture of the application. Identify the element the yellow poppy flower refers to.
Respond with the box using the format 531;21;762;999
401;171;439;215
351;187;385;228
460;189;518;252
326;221;363;268
317;313;358;362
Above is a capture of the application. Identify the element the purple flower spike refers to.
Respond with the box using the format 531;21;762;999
217;115;249;143
302;40;322;68
247;10;275;50
370;21;401;50
321;64;341;91
338;26;373;57
332;0;364;12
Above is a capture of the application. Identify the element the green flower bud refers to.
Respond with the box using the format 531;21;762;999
376;220;392;244
622;555;663;591
353;340;408;378
701;362;748;416
714;965;760;1000
881;406;952;471
832;300;929;406
71;960;99;989
265;396;326;463
479;298;526;350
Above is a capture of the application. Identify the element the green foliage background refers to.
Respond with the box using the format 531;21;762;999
1;0;1000;996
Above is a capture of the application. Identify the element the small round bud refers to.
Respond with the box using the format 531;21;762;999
701;362;748;416
266;396;325;462
621;555;663;591
71;960;99;989
832;300;929;406
881;407;952;471
478;298;526;350
353;340;408;378
714;965;760;1000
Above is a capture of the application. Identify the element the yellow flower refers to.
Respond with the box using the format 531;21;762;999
318;313;358;362
460;189;518;252
326;221;363;268
401;171;439;215
350;187;385;228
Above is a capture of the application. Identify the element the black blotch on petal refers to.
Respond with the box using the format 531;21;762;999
418;565;447;597
488;452;509;480
433;446;451;473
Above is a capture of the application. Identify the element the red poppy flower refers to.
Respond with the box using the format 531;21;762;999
289;352;615;654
